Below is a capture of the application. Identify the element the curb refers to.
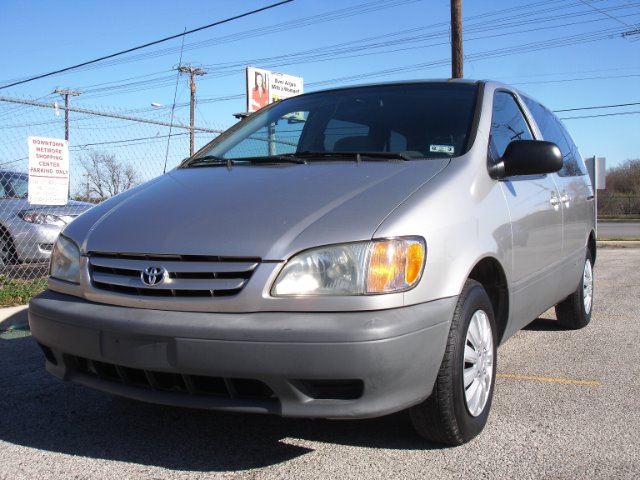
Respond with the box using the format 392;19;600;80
0;305;29;332
597;240;640;249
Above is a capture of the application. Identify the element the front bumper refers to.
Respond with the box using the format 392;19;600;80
29;290;456;419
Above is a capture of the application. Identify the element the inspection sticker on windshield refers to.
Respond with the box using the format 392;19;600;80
430;145;455;155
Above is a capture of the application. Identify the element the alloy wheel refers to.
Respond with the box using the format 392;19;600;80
463;309;494;417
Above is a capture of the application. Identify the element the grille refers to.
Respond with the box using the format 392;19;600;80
69;355;275;400
88;253;260;297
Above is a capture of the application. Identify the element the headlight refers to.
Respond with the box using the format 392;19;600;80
19;211;66;227
50;235;81;284
272;237;425;296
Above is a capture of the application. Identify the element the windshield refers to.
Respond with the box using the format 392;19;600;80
0;172;28;198
189;83;478;165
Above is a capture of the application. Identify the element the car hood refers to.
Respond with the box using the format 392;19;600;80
66;160;449;260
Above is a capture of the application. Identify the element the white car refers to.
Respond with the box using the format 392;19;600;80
0;170;91;267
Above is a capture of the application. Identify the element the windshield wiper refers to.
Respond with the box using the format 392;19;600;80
182;151;410;169
232;155;307;165
183;154;306;169
293;151;412;162
182;155;232;168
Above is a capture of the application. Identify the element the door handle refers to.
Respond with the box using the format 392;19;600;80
561;192;571;207
550;194;561;208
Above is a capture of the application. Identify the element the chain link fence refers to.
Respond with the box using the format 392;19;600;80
0;95;228;281
598;194;640;216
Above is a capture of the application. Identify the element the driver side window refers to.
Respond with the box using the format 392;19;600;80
489;91;533;161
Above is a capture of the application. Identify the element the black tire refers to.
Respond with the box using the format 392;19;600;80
555;249;593;330
409;279;497;445
0;231;17;268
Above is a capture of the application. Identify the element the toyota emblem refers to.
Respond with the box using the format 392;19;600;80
141;266;166;287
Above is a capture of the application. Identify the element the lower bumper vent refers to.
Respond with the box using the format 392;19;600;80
69;356;274;400
294;379;364;400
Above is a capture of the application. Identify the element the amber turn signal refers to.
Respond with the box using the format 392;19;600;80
366;238;425;294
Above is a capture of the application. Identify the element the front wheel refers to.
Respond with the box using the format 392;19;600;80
0;232;17;268
409;279;497;445
555;249;593;330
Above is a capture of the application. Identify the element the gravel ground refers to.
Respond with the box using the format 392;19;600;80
1;248;638;480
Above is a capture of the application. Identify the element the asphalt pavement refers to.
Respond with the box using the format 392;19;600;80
597;220;640;239
1;248;639;480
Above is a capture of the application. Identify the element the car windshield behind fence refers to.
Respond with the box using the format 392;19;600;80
1;173;28;198
193;83;479;163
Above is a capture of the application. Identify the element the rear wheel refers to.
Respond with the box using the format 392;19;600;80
409;279;497;445
555;250;593;330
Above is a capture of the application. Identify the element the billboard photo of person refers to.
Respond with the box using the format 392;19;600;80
250;71;269;111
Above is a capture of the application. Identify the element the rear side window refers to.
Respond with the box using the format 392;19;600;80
523;97;587;177
489;91;533;159
556;119;588;177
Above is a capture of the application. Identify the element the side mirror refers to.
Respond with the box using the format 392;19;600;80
489;140;563;179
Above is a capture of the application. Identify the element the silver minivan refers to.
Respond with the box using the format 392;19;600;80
29;80;595;445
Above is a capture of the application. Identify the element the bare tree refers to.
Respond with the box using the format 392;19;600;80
599;159;640;215
78;151;140;202
605;159;640;194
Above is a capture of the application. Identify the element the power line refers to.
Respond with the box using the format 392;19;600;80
554;101;640;112
70;133;190;149
0;0;294;90
4;0;637;101
76;3;568;83
513;73;640;86
70;2;640;101
78;1;640;78
286;24;629;89
576;0;631;27
31;0;629;102
560;110;640;120
65;0;423;75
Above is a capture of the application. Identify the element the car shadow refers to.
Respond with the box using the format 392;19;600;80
0;336;443;473
524;317;565;331
0;307;29;332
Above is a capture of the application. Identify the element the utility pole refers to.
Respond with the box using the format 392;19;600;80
450;0;463;79
178;65;206;156
54;88;81;141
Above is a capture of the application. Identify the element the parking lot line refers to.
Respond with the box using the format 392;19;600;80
497;373;601;387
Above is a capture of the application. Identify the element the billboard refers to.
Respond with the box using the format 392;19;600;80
27;136;69;205
246;67;303;113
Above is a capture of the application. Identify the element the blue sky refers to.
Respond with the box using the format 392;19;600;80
1;0;639;169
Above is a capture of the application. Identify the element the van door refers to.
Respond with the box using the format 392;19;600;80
490;91;564;330
521;97;595;295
